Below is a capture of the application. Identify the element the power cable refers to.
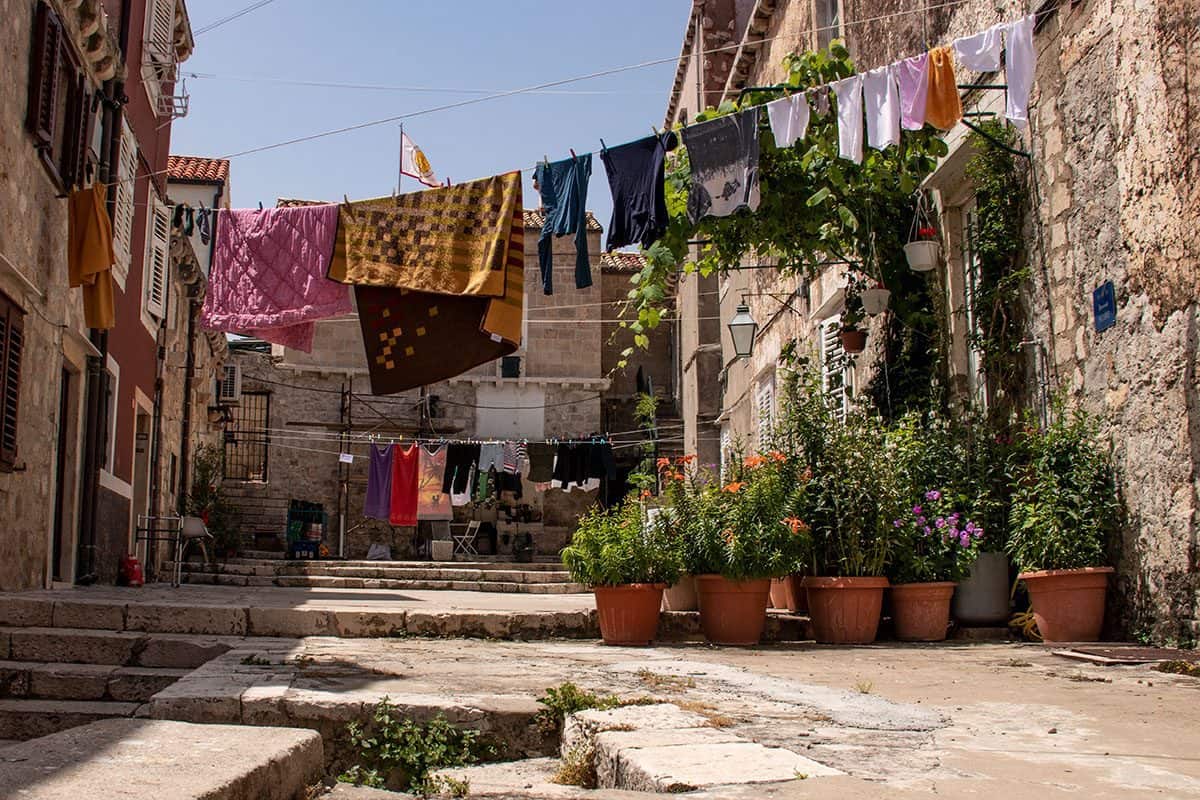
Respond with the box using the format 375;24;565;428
193;0;278;36
181;72;665;96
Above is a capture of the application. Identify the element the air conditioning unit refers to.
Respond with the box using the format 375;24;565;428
216;364;241;405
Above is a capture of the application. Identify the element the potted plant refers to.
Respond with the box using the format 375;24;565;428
903;194;940;273
1008;410;1119;642
650;457;700;611
670;454;808;645
561;498;680;646
186;444;237;562
839;285;868;354
860;279;891;316
889;490;985;641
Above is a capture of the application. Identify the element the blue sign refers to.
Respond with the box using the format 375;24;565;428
1093;281;1116;333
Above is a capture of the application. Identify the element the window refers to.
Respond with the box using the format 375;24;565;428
26;1;93;191
820;317;851;421
961;202;989;410
815;0;842;51
112;119;138;287
143;0;176;116
224;391;270;481
719;426;732;482
0;292;26;472
754;373;775;451
144;196;170;319
101;359;118;472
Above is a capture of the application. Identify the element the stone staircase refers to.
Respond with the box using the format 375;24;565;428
175;557;589;594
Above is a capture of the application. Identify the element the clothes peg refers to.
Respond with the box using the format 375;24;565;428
569;148;576;159
257;201;263;211
599;139;607;151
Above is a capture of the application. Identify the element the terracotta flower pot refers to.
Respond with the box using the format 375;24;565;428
695;575;771;645
840;328;867;353
769;575;805;613
890;582;956;642
803;576;889;644
1019;567;1114;642
904;240;939;272
593;584;666;646
662;574;699;612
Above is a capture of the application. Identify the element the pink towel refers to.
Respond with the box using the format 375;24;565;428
896;53;930;131
201;204;351;352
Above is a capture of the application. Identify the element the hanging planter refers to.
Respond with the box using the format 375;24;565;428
861;285;891;315
840;326;867;353
905;193;940;273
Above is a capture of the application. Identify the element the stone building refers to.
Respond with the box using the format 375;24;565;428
0;0;198;590
663;0;1199;639
218;210;617;560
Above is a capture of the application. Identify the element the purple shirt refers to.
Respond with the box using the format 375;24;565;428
364;444;393;520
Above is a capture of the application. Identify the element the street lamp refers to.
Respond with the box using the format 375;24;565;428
727;302;758;359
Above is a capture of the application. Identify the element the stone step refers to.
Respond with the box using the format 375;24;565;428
0;660;187;702
178;571;588;594
0;718;323;799
214;557;569;572
2;627;237;668
0;698;142;741
179;561;573;583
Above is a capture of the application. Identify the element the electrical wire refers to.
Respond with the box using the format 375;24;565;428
193;0;278;36
181;72;665;96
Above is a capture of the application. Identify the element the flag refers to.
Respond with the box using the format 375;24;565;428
401;132;439;188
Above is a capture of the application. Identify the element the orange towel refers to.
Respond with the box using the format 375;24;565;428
925;46;963;130
68;186;117;330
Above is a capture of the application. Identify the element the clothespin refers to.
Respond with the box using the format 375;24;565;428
569;148;576;159
599;138;607;151
257;201;263;211
651;125;660;136
343;194;351;208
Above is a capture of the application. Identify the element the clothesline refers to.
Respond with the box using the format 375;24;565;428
234;422;681;443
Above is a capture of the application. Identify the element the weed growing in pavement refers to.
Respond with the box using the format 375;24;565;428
854;680;874;694
552;741;598;789
532;682;656;737
1156;660;1200;678
337;699;495;796
636;669;697;693
239;654;271;666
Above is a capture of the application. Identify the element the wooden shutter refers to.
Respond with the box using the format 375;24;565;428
821;318;847;421
145;198;171;317
112;120;138;280
26;2;62;149
61;74;92;190
0;294;26;471
755;375;775;450
146;0;175;60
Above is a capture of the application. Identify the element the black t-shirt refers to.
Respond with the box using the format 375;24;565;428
600;132;678;251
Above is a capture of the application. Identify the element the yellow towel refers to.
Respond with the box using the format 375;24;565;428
68;186;117;330
925;46;963;130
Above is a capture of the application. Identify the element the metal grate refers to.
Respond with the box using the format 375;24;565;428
224;391;270;481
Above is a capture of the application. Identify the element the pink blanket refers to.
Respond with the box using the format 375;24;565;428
201;204;351;352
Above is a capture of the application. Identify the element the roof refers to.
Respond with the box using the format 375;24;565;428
523;209;603;232
167;155;229;184
599;251;647;273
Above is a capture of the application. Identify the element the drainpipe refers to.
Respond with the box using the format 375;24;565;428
177;297;197;515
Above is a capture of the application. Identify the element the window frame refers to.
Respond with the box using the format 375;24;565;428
224;390;271;482
0;291;27;472
814;0;843;51
26;1;92;192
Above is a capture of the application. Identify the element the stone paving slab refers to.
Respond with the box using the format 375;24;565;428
0;718;322;799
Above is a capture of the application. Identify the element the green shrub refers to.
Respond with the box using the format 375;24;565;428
533;682;622;737
560;498;680;587
1007;409;1119;572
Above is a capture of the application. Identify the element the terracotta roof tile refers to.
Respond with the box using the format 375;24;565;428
599;251;647;272
167;155;229;183
523;209;603;232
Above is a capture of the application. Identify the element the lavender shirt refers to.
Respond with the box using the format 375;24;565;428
364;444;393;520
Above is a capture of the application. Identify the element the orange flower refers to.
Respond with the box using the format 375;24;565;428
768;450;787;463
722;481;745;493
743;455;767;469
676;454;697;465
640;489;652;499
782;517;809;535
721;528;736;545
801;467;813;481
656;457;672;472
673;471;686;482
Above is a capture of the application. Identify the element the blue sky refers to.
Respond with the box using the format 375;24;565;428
170;1;692;233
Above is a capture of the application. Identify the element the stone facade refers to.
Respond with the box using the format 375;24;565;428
664;0;1199;638
219;214;612;560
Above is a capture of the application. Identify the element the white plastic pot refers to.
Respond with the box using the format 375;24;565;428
904;240;939;272
861;287;891;316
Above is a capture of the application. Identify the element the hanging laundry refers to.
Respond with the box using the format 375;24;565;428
475;467;495;503
497;470;523;500
535;153;592;294
600;132;678;251
551;442;590;488
330;172;525;395
201;204;352;352
478;442;505;473
364;443;394;521
863;65;901;150
766;94;810;149
1002;14;1036;128
682;109;761;223
811;86;831;117
501;441;524;474
924;46;963;130
450;464;475;506
196;207;211;246
896;53;930;131
67;186;117;330
587;442;617;482
441;443;480;495
388;444;420;526
416;444;452;520
833;74;865;164
953;24;1003;72
525;442;557;483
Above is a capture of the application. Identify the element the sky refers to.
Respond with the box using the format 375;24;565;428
170;1;693;235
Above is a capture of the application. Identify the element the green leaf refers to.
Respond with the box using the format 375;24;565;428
807;187;832;207
837;205;858;231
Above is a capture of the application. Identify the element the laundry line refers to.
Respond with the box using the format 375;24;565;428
234;421;681;444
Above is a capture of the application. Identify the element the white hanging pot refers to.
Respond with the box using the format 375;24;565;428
861;287;891;316
904;240;939;272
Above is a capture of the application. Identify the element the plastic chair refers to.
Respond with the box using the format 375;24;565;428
452;520;480;558
175;516;214;587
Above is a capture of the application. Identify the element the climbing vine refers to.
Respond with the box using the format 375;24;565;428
963;119;1029;421
620;43;949;412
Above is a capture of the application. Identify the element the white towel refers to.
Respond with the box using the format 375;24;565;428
833;74;864;164
1002;14;1036;128
953;24;1003;72
766;94;811;149
863;66;901;150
